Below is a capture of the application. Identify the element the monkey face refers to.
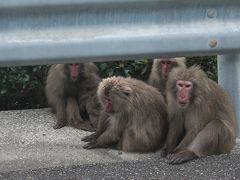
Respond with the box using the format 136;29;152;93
160;59;171;79
168;65;210;110
176;80;193;108
110;88;132;113
65;63;88;82
64;63;81;82
154;58;179;80
98;77;132;113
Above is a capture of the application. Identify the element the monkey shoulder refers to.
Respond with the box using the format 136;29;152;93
86;62;99;74
80;73;100;88
131;84;166;119
88;73;101;84
149;77;165;91
46;65;65;93
208;79;230;101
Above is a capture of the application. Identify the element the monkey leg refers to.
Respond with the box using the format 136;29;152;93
160;146;168;158
53;99;68;129
121;130;149;152
188;120;221;158
168;121;220;164
53;121;67;129
163;121;184;157
51;108;56;114
66;97;95;132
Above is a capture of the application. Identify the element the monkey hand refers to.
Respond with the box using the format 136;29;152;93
83;141;99;149
167;150;197;164
81;133;96;142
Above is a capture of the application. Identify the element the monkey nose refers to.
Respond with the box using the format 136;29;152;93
180;97;187;102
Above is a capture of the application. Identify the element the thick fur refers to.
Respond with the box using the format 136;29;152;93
164;66;237;164
148;57;186;99
82;76;168;152
45;63;101;130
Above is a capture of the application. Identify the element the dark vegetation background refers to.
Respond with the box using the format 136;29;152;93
0;56;217;110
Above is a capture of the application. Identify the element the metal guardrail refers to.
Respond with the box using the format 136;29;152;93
0;0;239;66
0;0;240;129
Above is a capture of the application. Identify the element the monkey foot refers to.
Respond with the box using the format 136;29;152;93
81;133;96;142
161;147;176;158
83;142;99;149
167;150;198;164
53;122;67;129
161;148;168;158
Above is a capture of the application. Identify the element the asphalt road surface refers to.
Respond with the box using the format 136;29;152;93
0;109;239;180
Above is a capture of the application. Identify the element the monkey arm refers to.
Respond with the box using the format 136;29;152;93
164;119;184;155
83;129;120;149
85;95;101;128
173;130;198;153
83;115;123;149
66;97;84;123
98;129;120;146
65;96;97;131
54;97;67;129
81;112;109;142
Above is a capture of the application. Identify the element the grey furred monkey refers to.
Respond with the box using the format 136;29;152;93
82;76;168;152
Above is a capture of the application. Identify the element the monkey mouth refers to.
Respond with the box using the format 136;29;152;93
178;101;188;107
71;76;78;81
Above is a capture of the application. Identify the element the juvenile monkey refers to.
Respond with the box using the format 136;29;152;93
164;66;237;164
148;57;186;99
82;76;168;152
45;62;101;131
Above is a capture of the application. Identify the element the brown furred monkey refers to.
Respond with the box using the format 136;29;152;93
45;63;101;131
148;57;186;100
164;66;237;164
82;76;168;152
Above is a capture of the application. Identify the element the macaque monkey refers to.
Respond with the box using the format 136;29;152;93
163;66;237;164
82;76;168;152
148;57;186;99
45;62;101;131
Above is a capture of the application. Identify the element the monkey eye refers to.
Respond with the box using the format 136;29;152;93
185;82;193;88
161;60;171;65
70;63;79;67
123;92;130;96
177;83;183;88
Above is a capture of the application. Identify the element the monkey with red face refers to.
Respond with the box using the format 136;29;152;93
148;57;186;100
82;76;168;152
45;63;101;131
163;66;237;164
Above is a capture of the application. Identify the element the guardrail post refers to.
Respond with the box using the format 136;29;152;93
218;55;240;131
